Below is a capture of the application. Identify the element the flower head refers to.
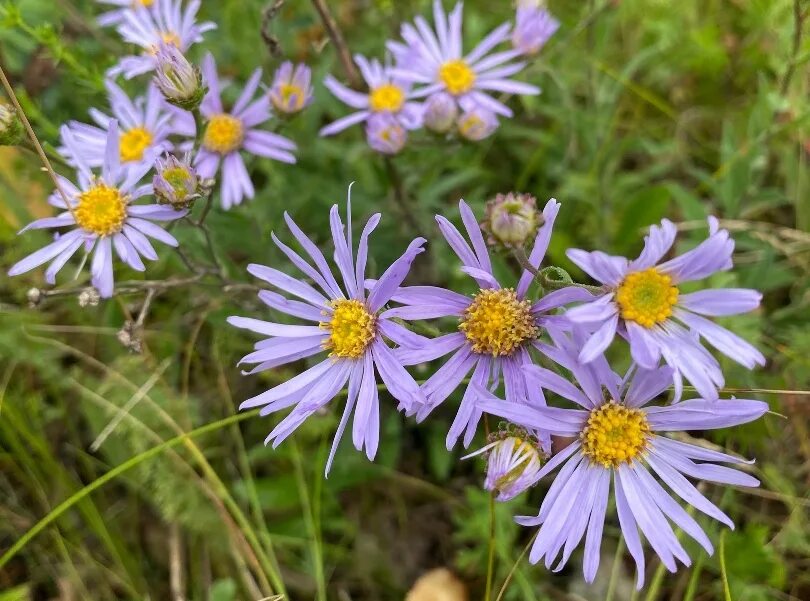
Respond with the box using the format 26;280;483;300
9;122;186;297
153;43;205;110
153;153;205;209
476;334;768;588
465;426;547;500
0;101;24;146
512;1;559;55
423;92;458;133
481;192;542;249
457;104;498;141
108;0;215;79
194;54;297;210
59;80;189;177
320;54;423;139
228;193;427;474
388;1;540;118
269;62;313;114
389;198;591;449
562;218;765;400
366;113;407;155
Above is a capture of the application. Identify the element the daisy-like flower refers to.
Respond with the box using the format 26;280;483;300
320;54;422;137
456;103;498;141
96;0;157;28
512;1;560;56
476;342;768;588
228;198;427;474
8;122;186;297
464;426;547;500
388;0;539;118
365;113;407;155
195;54;297;210
563;218;765;400
59;80;187;178
390;198;591;449
109;0;215;79
268;62;314;115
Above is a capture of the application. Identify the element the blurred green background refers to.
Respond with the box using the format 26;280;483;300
0;0;808;599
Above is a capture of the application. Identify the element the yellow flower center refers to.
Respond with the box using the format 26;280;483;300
439;60;476;95
274;83;307;111
137;0;154;6
615;268;679;328
147;31;181;55
162;166;192;192
320;299;377;359
581;402;650;468
203;114;244;155
119;126;153;163
74;183;127;236
368;84;406;112
459;288;538;356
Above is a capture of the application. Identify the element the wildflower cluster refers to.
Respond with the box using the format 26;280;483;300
320;0;559;152
231;193;767;588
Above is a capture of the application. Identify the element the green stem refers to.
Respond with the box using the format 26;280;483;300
484;491;497;601
720;531;732;601
292;439;327;601
605;537;625;601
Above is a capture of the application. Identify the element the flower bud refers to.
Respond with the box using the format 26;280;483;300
153;44;205;111
153;153;204;209
268;62;313;115
466;427;546;501
26;287;42;307
457;105;498;141
481;192;542;249
512;1;560;56
365;113;407;155
423;92;457;133
0;101;24;146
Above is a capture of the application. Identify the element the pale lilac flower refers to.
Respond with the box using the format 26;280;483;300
457;104;498;140
390;198;591;449
195;54;297;210
563;218;765;400
9;122;186;297
423;92;458;132
464;429;546;500
153;153;202;209
365;113;407;155
512;1;560;56
59;80;188;178
481;192;541;249
228;198;427;474
108;0;215;79
268;62;313;114
476;336;768;588
96;0;158;27
388;0;539;117
153;43;204;110
320;54;422;137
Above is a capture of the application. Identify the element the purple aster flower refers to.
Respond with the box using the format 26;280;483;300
228;197;427;474
8;121;186;297
108;0;215;79
464;427;547;501
563;218;765;400
320;54;423;137
96;0;158;27
457;103;498;141
59;80;189;179
365;113;408;155
153;43;205;111
389;198;592;449
423;92;458;132
268;62;314;115
195;54;297;210
476;336;768;588
512;1;560;56
388;0;540;117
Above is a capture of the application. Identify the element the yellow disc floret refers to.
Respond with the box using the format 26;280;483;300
581;402;650;468
119;126;153;163
320;299;377;359
459;288;538;356
368;84;406;112
274;83;308;111
137;0;154;6
203;114;244;155
439;60;476;95
615;268;679;328
74;183;127;237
